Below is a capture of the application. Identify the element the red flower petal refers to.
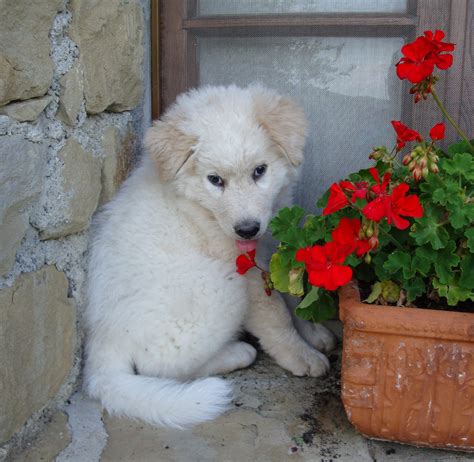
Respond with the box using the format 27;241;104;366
387;183;424;230
434;53;452;70
297;242;353;291
391;121;422;150
331;218;369;257
236;252;256;274
369;167;380;184
322;183;349;215
362;196;389;222
429;123;445;140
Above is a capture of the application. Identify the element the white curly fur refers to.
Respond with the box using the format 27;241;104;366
84;85;336;428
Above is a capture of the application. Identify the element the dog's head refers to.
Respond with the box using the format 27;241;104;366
145;85;308;246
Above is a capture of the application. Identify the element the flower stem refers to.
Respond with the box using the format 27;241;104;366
431;88;474;152
379;227;405;251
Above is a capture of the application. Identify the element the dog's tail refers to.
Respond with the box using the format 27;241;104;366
85;356;233;428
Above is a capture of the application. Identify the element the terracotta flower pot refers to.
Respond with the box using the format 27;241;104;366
338;281;474;452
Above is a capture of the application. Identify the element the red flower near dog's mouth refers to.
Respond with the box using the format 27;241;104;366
236;250;256;275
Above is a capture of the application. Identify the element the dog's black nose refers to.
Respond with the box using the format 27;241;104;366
234;221;260;239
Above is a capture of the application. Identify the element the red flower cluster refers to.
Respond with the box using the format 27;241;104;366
362;169;424;230
396;30;455;84
296;217;373;291
296;242;352;291
323;168;423;231
236;250;256;274
331;218;371;257
391;121;422;151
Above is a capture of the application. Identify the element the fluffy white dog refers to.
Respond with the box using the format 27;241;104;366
85;85;336;429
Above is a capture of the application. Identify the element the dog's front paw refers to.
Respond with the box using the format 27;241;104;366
296;321;337;353
275;344;330;378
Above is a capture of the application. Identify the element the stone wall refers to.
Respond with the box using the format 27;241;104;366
0;0;150;458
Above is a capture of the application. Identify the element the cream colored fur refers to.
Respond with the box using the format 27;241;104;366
84;85;336;429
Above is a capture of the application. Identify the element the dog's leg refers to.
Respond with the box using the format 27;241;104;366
282;296;337;353
244;276;329;377
199;342;257;376
292;317;337;353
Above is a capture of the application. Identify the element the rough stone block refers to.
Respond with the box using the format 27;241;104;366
69;0;144;114
0;266;76;444
0;96;53;122
0;0;62;106
0;136;46;275
100;126;134;204
57;64;84;126
39;139;101;240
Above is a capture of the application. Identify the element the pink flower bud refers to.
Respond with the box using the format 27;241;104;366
419;157;428;168
368;236;379;250
413;167;423;181
430;163;439;174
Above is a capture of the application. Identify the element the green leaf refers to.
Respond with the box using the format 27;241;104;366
448;140;474;157
288;267;305;297
383;250;413;279
420;175;461;205
433;241;460;284
442;153;474;181
269;253;290;293
430;178;460;206
466;227;474;252
301;215;326;246
297;285;320;309
412;246;432;276
459;254;474;289
411;206;449;250
295;288;337;322
364;282;382;303
433;277;474;306
372;251;391;280
404;277;426;302
269;206;306;246
447;200;473;229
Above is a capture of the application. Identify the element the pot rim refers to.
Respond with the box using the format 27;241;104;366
338;280;474;341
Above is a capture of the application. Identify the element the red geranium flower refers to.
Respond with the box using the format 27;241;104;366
391;121;422;150
363;183;423;230
396;36;436;84
429;122;445;140
368;167;391;196
396;30;455;84
331;218;371;257
296;242;352;291
340;181;369;203
322;183;348;215
236;250;256;274
423;30;455;70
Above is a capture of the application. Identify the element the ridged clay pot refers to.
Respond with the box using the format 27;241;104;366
339;281;474;452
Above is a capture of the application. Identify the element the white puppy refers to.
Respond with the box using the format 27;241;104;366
85;85;336;429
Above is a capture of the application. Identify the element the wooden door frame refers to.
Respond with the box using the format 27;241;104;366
151;0;472;142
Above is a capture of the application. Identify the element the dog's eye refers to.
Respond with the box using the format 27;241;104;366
253;164;267;180
207;174;224;187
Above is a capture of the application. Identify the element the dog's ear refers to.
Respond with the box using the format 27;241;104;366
252;87;308;167
144;117;198;182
